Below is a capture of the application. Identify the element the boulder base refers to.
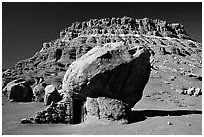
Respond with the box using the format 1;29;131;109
85;97;129;123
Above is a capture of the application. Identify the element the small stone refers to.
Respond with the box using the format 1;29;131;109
187;87;195;96
169;76;176;81
176;89;183;94
29;117;34;121
21;118;33;124
196;76;202;81
194;88;201;96
164;81;170;84
167;121;173;125
145;95;150;98
183;90;187;94
187;123;191;126
45;116;51;122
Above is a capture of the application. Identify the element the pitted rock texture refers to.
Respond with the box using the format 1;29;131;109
85;97;129;123
62;42;151;108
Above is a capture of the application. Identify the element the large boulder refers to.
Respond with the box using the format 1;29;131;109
3;78;33;102
44;85;62;106
62;42;151;122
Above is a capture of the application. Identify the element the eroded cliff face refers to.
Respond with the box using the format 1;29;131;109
2;16;198;82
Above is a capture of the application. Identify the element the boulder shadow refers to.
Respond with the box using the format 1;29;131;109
127;109;202;124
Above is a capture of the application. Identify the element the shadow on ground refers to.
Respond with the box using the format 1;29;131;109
127;109;202;124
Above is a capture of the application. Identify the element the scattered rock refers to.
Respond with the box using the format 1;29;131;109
187;73;197;78
159;47;168;55
21;118;33;124
164;81;170;84
187;87;195;96
145;95;150;98
196;76;202;81
169;76;176;81
176;89;184;94
30;117;34;121
177;87;202;96
3;79;33;102
187;123;191;126
187;73;202;81
167;121;173;125
194;88;202;96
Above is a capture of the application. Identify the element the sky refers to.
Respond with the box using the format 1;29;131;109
2;2;202;69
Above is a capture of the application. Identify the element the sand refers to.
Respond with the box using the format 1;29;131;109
2;79;202;135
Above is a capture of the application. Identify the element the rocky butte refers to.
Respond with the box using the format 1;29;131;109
2;16;202;124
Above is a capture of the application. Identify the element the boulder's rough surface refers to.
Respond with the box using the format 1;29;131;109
85;97;129;122
3;79;33;102
62;42;151;121
44;85;62;106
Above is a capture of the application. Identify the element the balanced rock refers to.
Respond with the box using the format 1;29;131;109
3;78;33;102
62;42;150;122
44;85;62;106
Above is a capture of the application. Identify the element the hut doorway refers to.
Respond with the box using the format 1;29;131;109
72;98;85;124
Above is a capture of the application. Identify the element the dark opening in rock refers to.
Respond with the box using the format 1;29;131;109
72;98;86;124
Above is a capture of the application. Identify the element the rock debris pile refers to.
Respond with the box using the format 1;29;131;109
21;102;71;124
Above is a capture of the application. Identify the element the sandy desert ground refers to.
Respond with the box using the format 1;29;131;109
2;77;202;135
